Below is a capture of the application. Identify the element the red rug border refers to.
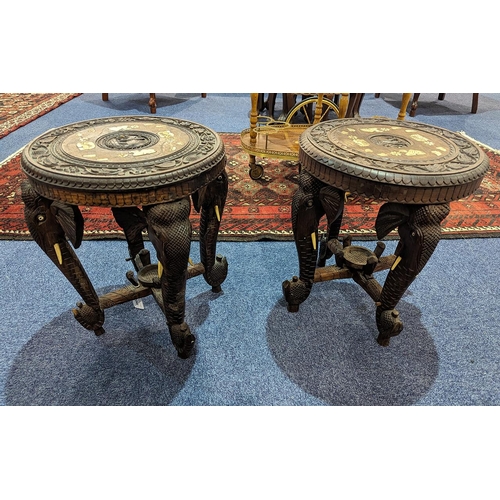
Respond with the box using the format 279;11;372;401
0;93;82;139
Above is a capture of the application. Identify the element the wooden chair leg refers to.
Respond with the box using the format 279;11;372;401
438;93;479;113
410;93;420;117
346;93;365;118
267;93;277;118
283;94;297;115
256;93;277;117
398;93;412;121
440;93;479;113
337;93;350;118
276;93;298;121
370;94;410;120
471;93;479;113
149;93;156;114
438;93;478;113
257;94;265;112
102;93;206;112
381;93;478;117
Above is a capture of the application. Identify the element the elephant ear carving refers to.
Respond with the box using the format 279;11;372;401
50;201;84;249
376;203;410;240
319;186;343;222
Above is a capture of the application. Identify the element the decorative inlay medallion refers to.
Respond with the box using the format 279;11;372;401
59;120;191;165
370;135;412;148
96;131;160;151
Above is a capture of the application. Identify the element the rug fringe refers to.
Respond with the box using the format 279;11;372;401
457;131;500;154
1;147;25;164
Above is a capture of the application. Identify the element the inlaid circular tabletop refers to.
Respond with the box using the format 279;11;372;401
21;116;226;206
299;118;490;204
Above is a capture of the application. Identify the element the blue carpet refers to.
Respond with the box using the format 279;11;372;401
1;238;499;406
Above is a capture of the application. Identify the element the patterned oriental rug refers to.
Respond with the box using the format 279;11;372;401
0;93;81;139
1;133;499;241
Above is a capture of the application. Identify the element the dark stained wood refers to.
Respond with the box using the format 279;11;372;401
283;117;490;347
21;116;227;359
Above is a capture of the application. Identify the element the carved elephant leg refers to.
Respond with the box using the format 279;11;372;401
317;185;345;267
20;181;105;335
192;169;229;292
143;198;195;358
375;202;451;346
111;207;148;271
283;170;326;312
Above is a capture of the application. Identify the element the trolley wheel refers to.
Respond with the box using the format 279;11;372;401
249;164;264;180
285;96;340;125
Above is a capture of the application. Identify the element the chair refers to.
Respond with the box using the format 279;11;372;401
409;93;479;117
101;93;207;114
374;93;479;118
240;93;351;180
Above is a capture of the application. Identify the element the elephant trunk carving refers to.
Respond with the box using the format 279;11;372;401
283;170;327;311
375;202;450;345
21;181;105;335
143;198;195;358
192;169;229;292
317;185;345;267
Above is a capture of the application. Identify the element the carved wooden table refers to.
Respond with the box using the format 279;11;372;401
282;117;489;346
21;116;228;358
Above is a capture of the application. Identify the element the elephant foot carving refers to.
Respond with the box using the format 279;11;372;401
282;276;312;312
376;307;403;346
169;322;196;359
205;254;228;293
72;302;106;336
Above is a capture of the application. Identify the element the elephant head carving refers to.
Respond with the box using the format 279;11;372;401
376;202;450;275
21;180;84;264
21;180;104;333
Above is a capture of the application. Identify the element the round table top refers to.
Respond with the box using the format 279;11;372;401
299;117;490;204
21;116;226;207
